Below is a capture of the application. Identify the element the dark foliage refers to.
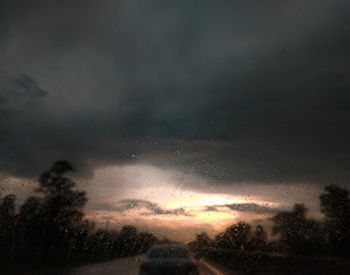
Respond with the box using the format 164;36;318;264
189;185;350;273
320;185;350;256
272;204;324;254
190;184;350;260
0;161;158;271
1;161;350;273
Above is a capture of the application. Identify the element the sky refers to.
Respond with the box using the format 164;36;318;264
0;0;349;240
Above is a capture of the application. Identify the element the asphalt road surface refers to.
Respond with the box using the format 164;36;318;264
35;255;231;275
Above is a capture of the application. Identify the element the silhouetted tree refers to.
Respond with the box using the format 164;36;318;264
215;231;231;249
227;222;251;251
194;232;211;257
0;160;160;271
137;232;158;253
16;196;41;260
272;204;321;254
0;195;16;258
215;222;252;251
250;225;267;251
86;229;118;258
35;160;87;260
320;184;350;256
117;225;138;256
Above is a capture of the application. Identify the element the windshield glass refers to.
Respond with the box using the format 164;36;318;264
1;1;350;275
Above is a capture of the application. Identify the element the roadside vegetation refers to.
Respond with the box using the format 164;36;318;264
1;160;350;274
0;161;160;272
189;184;350;274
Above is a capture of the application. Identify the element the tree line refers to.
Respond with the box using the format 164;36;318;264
1;160;350;272
189;184;350;258
0;161;159;270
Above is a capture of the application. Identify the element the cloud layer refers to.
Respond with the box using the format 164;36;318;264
94;199;190;216
0;1;349;186
205;203;281;215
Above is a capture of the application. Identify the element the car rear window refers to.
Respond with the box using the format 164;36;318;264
148;247;189;259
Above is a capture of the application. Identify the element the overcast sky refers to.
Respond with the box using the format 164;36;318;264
0;0;349;238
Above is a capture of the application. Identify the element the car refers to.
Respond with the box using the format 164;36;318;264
139;244;199;275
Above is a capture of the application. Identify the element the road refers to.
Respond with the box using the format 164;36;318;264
34;255;230;275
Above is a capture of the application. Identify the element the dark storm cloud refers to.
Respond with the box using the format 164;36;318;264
93;199;190;216
0;73;47;109
0;1;349;185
